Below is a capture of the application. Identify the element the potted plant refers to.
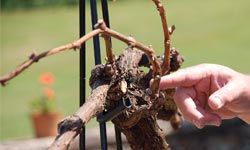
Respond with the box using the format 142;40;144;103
30;72;62;137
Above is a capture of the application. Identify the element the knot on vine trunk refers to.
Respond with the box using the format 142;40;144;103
29;52;39;62
57;115;83;135
0;81;6;86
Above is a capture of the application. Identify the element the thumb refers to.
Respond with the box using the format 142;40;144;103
208;81;239;110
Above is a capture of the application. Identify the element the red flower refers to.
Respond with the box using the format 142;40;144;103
39;72;55;85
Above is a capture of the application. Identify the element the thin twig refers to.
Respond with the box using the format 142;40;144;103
102;34;114;63
95;20;162;95
95;20;162;77
101;33;114;64
1;20;161;88
0;29;102;86
152;0;171;75
95;20;115;63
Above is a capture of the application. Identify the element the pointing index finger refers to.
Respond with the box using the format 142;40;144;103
159;64;210;89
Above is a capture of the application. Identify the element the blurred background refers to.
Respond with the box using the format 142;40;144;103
1;0;250;149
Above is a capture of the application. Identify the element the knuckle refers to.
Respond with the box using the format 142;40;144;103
197;63;214;70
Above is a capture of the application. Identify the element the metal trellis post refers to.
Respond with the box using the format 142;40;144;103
79;0;86;149
80;0;123;149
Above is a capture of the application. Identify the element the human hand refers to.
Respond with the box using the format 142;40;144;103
160;64;250;128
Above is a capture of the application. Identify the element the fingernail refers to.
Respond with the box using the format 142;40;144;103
211;97;223;109
193;120;204;129
206;120;221;127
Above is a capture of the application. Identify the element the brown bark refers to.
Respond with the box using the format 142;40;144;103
49;46;183;150
106;48;183;150
122;117;170;150
49;83;109;150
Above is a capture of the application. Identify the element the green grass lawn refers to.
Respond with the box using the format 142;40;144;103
1;0;250;140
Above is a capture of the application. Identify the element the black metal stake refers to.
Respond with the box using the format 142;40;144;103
79;0;86;149
100;1;123;149
80;1;125;149
101;0;111;28
90;0;108;150
90;0;101;65
115;127;123;150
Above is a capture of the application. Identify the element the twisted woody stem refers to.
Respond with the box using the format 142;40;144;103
152;0;171;75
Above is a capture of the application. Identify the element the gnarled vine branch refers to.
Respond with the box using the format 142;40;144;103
49;84;109;150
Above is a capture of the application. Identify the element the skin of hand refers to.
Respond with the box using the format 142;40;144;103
159;64;250;128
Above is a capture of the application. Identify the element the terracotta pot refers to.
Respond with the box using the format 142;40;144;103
31;112;62;137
